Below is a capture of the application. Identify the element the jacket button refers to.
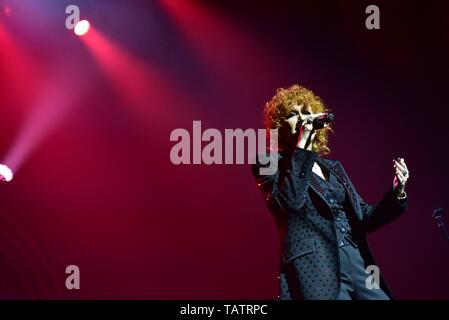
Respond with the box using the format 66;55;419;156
335;217;341;221
340;227;346;233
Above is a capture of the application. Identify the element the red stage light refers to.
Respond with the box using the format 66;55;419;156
74;20;90;36
3;4;13;16
0;164;13;182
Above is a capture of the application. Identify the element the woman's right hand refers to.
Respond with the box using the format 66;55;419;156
296;112;328;150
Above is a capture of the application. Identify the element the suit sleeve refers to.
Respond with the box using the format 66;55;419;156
358;187;408;232
251;148;317;212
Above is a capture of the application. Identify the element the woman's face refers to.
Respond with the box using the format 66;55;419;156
284;104;313;135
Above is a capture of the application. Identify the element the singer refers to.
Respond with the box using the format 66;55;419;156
252;84;409;300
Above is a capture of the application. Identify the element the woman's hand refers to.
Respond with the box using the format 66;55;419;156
295;112;328;150
393;158;409;198
283;105;329;151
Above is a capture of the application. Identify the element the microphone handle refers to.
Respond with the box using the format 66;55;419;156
313;113;334;129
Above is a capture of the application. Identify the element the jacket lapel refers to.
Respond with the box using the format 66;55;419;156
306;158;363;220
326;160;363;220
308;173;332;209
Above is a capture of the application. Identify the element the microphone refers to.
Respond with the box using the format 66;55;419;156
312;112;334;129
297;112;334;149
432;208;449;243
433;208;444;227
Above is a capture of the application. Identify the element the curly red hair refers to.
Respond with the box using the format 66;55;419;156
264;84;332;155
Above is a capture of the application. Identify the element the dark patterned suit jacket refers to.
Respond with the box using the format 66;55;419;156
252;148;407;300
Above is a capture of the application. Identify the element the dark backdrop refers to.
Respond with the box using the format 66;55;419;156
0;0;448;299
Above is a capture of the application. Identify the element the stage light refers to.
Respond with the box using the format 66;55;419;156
3;4;13;16
74;20;90;36
0;164;13;182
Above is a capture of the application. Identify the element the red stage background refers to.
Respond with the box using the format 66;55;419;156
0;0;448;299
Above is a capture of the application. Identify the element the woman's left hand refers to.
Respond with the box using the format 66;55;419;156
393;158;409;197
